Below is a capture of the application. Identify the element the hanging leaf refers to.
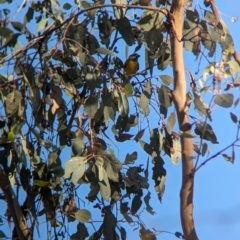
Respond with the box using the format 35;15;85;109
131;194;142;215
37;18;48;32
118;92;129;117
84;96;98;118
139;140;152;156
115;17;135;46
95;47;115;56
193;92;211;120
71;161;87;184
194;122;218;144
230;112;238;123
160;75;173;85
158;85;171;118
99;177;111;201
144;192;155;215
63;3;72;10
124;83;133;97
166;112;176;134
139;81;151;116
201;142;209;157
124;152;138;165
64;156;87;179
134;128;146;142
139;224;156;240
214;93;234;108
75;209;91;223
222;154;233;164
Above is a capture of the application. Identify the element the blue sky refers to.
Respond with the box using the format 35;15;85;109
0;0;240;239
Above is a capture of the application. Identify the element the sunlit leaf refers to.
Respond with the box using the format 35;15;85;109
75;209;91;223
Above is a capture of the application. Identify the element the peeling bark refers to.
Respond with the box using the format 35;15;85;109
169;1;199;239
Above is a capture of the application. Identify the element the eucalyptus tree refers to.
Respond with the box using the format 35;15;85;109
0;0;239;239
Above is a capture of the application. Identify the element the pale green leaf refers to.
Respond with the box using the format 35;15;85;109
75;209;91;223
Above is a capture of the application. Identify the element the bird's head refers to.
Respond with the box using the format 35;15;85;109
129;53;140;60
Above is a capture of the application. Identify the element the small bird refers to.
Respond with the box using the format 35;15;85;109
124;53;140;77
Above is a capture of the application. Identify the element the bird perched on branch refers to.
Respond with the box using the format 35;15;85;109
124;53;140;77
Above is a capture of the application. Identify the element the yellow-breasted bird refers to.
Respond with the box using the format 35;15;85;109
124;53;140;77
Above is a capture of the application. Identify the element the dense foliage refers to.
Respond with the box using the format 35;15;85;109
0;0;239;239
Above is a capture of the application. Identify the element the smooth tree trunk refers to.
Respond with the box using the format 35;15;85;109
170;1;199;239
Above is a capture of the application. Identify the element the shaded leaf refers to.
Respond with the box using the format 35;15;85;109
222;154;233;164
124;152;138;165
144;192;155;215
131;194;142;215
214;93;234;108
85;96;98;118
134;128;145;142
139;81;151;116
194;122;218;144
230;112;238;123
201;143;209;157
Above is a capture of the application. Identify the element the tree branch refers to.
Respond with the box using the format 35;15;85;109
170;1;198;239
0;169;31;240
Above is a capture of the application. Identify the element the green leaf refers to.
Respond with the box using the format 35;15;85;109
118;226;127;240
124;83;133;97
139;81;151;116
0;230;8;238
131;194;142;215
124;152;138;164
118;92;129;117
214;93;234;108
144;192;155;215
37;18;48;33
230;112;238;123
139;140;152;156
49;166;65;177
99;168;111;201
75;209;91;223
193;92;211;120
204;10;216;23
63;3;72;10
33;180;49;187
166;111;176;134
115;17;135;46
64;156;87;179
134;128;145;142
11;21;24;32
201;143;209;157
95;47;115;56
72;134;85;156
227;60;239;74
84;96;98;118
24;7;34;24
158;85;171;118
195;122;218;144
222;153;233;164
160;75;173;86
81;1;91;8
